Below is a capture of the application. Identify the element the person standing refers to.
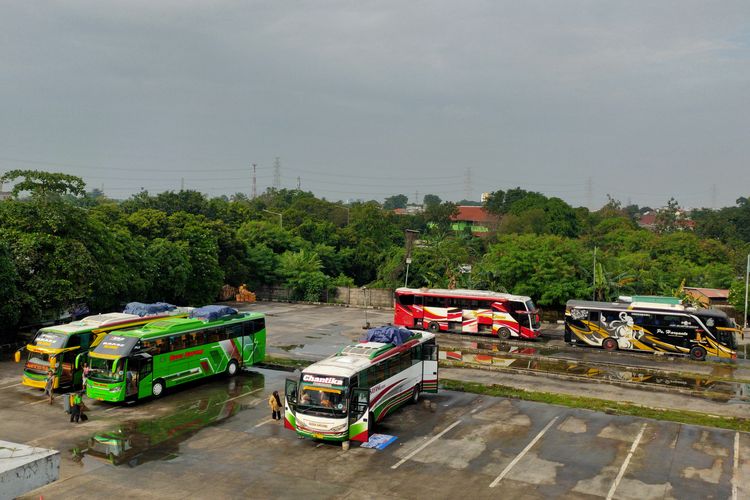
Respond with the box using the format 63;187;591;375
44;369;55;404
82;362;90;390
70;392;82;423
268;390;282;421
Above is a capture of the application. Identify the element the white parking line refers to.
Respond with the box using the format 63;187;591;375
606;423;647;500
391;420;462;469
26;398;54;406
732;432;739;500
489;416;559;488
0;382;22;390
225;387;263;403
254;418;274;428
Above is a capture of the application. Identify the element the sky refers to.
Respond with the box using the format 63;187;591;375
1;1;749;209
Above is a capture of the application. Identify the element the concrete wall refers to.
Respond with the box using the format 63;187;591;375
252;286;395;309
333;287;394;308
0;441;59;499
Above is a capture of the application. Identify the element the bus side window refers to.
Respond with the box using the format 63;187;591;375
400;352;411;372
398;294;414;306
414;295;423;307
67;335;81;348
170;335;185;352
205;329;220;343
589;311;600;323
79;333;91;350
227;325;243;339
412;344;423;363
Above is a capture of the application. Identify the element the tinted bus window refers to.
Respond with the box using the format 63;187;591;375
398;294;414;306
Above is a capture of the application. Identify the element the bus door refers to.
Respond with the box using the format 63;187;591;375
349;388;370;442
422;343;438;393
284;378;298;430
128;354;152;399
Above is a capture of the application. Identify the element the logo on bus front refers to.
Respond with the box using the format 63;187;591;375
302;374;343;386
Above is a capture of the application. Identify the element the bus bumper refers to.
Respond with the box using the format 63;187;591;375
22;374;50;389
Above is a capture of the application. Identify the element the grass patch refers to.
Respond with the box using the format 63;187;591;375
441;378;750;433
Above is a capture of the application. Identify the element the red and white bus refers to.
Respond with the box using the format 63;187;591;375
394;288;541;340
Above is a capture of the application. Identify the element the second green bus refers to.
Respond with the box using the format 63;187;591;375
86;306;266;402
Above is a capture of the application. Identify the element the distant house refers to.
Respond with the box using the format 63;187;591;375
393;205;424;215
450;206;500;236
0;191;11;201
683;287;730;307
637;210;695;231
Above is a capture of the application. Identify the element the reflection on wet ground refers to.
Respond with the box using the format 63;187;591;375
440;342;750;403
74;371;266;468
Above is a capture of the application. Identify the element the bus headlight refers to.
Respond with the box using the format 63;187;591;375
330;422;347;433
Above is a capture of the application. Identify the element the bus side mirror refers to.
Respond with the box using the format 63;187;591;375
14;350;21;363
50;357;57;370
111;359;119;374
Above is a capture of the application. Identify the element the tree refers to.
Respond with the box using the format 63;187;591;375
423;194;442;208
655;198;680;234
0;170;85;198
383;194;408;210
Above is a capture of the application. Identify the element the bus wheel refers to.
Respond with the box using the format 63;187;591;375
410;384;420;404
226;360;239;376
428;322;440;333
152;379;165;398
689;346;707;361
602;338;618;352
498;328;511;339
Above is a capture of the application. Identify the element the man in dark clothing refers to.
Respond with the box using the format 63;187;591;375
70;392;86;423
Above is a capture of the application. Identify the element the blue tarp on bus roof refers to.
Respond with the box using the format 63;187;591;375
123;302;177;317
364;326;413;346
189;305;238;321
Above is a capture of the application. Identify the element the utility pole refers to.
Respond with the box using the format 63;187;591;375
592;246;597;300
744;252;749;331
252;163;257;199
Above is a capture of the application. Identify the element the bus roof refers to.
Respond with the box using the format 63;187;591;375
109;311;265;340
566;299;726;317
41;313;143;335
302;331;435;379
396;287;532;302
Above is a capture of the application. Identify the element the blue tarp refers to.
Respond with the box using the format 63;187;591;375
364;326;413;346
123;302;177;317
189;305;238;321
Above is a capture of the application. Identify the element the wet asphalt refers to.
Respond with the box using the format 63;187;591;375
1;302;749;499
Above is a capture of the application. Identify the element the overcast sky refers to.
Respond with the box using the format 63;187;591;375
1;1;748;209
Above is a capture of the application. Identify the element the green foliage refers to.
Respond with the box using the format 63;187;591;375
479;234;591;306
383;194;408;210
1;170;86;198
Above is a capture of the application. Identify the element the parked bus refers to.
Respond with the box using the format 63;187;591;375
564;299;740;360
284;328;438;448
394;287;541;339
14;303;188;391
86;306;266;402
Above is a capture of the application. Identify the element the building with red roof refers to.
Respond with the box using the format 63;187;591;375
450;206;500;236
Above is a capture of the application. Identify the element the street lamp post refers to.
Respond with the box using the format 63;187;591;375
263;209;283;228
404;257;412;288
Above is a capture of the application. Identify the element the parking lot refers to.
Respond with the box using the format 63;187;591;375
1;302;749;499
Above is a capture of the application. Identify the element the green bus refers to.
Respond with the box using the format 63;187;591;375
86;306;266;402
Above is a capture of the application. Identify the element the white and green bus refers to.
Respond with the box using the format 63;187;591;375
86;306;266;402
284;329;438;447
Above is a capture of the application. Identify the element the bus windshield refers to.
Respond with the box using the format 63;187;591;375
32;331;68;349
89;357;124;383
298;384;348;416
92;335;139;358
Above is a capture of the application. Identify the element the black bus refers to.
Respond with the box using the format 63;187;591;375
564;300;738;361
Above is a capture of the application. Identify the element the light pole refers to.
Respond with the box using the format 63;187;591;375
592;246;597;300
263;209;282;228
404;257;412;287
361;286;370;329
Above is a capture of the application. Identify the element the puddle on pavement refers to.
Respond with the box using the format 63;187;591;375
277;344;305;352
74;372;265;467
446;349;746;402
